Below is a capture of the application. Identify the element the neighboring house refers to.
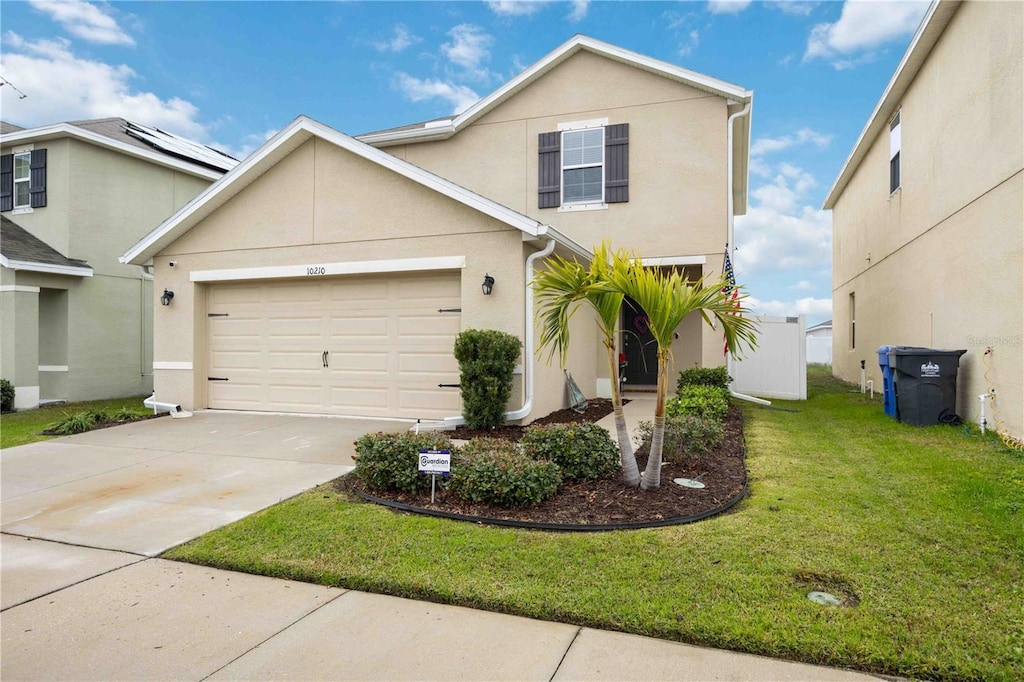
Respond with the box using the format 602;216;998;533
122;35;753;424
806;320;833;365
824;0;1023;438
0;118;236;410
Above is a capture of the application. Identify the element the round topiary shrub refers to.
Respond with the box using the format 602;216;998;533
354;431;454;494
449;438;562;507
0;379;14;412
676;366;732;393
667;385;730;423
519;422;618;480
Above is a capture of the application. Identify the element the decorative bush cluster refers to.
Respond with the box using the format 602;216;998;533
676;366;732;393
635;415;723;465
667;385;730;423
448;438;562;507
45;408;150;435
0;379;14;412
520;422;618;480
353;432;454;494
453;329;522;430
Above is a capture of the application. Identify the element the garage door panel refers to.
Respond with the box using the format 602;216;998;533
208;272;464;418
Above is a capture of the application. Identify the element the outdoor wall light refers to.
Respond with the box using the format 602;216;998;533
160;289;175;306
482;274;495;295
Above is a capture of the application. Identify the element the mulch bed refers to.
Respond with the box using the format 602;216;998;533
344;401;748;528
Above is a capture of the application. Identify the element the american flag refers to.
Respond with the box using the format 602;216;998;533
722;250;740;356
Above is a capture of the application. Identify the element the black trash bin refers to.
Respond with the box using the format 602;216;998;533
888;347;967;426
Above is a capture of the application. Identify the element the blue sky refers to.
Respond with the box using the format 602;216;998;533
0;0;933;325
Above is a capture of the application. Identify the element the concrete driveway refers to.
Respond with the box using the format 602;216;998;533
1;411;404;559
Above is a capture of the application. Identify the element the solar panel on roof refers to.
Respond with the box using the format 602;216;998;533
123;121;238;172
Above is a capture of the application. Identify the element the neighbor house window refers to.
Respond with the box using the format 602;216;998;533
889;111;901;194
850;292;856;350
1;148;46;212
537;122;629;209
13;152;30;209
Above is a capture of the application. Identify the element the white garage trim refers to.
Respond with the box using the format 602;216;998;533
191;256;467;283
154;361;194;370
641;255;707;266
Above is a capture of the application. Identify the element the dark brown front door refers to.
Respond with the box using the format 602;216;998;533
622;298;658;386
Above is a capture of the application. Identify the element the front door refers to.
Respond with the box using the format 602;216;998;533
622;298;658;386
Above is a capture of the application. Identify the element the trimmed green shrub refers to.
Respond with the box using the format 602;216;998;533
520;422;618;480
449;438;562;507
453;329;522;430
676;366;732;393
667;385;730;423
0;379;14;412
47;410;105;435
110;408;145;423
354;432;454;494
635;414;724;464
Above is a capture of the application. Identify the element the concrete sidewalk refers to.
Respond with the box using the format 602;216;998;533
595;390;658;437
1;537;881;681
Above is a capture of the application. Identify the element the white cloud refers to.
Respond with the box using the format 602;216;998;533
0;32;207;139
678;30;701;57
768;1;818;16
487;0;550;17
791;280;815;291
747;296;833;318
29;0;134;46
567;0;590;22
804;0;929;67
393;72;480;114
751;128;832;156
373;24;419;53
707;0;752;15
228;128;279;161
441;24;494;81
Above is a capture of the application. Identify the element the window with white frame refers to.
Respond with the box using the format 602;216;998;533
13;152;31;209
889;111;901;194
562;127;604;205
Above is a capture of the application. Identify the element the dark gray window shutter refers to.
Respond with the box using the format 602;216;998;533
29;149;46;208
0;154;12;212
605;123;628;203
538;131;561;209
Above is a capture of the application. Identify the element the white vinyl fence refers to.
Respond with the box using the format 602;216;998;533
806;334;833;364
731;315;807;400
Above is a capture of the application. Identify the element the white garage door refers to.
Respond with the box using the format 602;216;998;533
206;272;462;419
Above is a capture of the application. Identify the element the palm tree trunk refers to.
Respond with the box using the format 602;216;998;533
606;342;641;487
640;352;669;490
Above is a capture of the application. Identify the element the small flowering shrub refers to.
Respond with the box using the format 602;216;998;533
354;432;454;494
520;422;618;480
449;438;562;507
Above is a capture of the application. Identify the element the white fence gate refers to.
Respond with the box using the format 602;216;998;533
731;315;807;400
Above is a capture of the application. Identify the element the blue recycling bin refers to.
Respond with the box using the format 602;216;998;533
877;345;896;418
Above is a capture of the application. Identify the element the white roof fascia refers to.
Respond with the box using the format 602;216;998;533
123;116;549;265
359;34;752;147
0;254;93;277
641;255;708;267
0;124;223;181
531;225;591;261
823;0;958;209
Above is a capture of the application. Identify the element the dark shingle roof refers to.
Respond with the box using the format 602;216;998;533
0;215;91;272
0;121;25;134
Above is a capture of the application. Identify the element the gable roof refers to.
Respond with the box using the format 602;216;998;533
121;115;588;265
0;118;237;180
357;34;753;214
823;0;960;209
0;215;93;277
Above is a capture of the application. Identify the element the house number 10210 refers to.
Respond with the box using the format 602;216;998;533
306;266;326;276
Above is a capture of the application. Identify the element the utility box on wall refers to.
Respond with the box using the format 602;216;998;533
731;315;807;400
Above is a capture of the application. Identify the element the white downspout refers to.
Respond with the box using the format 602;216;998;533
724;101;769;407
442;237;556;427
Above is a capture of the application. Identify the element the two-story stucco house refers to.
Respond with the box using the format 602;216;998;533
122;36;753;424
0;118;236;410
824;0;1023;440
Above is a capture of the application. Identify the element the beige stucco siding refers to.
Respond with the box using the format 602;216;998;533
153;137;588;420
831;0;1023;437
394;50;730;260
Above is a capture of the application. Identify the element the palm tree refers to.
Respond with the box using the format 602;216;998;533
534;244;642;487
608;260;757;490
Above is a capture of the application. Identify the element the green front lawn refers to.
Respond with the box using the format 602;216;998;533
0;396;151;449
163;368;1024;681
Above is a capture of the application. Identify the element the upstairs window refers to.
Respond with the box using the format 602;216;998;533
889;111;901;194
14;152;30;208
538;122;628;210
1;148;47;212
